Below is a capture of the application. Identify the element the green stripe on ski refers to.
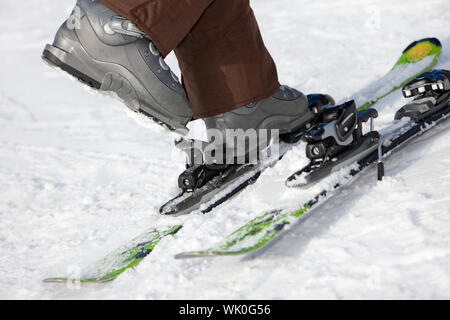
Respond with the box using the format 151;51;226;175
43;224;182;283
356;38;441;110
175;205;311;258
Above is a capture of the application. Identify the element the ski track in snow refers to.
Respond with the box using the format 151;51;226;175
1;0;450;299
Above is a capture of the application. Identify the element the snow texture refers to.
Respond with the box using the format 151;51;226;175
1;0;450;299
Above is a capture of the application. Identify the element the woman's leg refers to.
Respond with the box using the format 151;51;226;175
174;0;280;118
98;0;280;118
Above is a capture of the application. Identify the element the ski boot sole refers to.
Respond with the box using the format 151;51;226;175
42;43;189;135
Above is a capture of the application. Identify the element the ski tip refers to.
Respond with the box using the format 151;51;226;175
396;37;442;66
403;38;442;54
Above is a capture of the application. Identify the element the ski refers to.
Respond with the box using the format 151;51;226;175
43;225;182;283
43;38;441;283
175;69;450;259
353;37;441;110
160;37;441;217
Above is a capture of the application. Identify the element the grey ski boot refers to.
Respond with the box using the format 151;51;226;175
203;85;329;163
42;0;192;134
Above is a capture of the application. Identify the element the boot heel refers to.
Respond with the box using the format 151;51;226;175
42;44;101;89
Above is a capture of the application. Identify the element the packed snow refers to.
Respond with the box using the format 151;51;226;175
1;0;450;299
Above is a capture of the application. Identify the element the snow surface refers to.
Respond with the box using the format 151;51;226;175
1;0;450;299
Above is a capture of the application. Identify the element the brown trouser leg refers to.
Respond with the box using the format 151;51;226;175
98;0;280;118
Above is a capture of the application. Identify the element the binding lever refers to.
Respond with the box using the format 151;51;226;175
302;100;378;167
286;100;379;188
174;138;231;192
396;69;450;122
